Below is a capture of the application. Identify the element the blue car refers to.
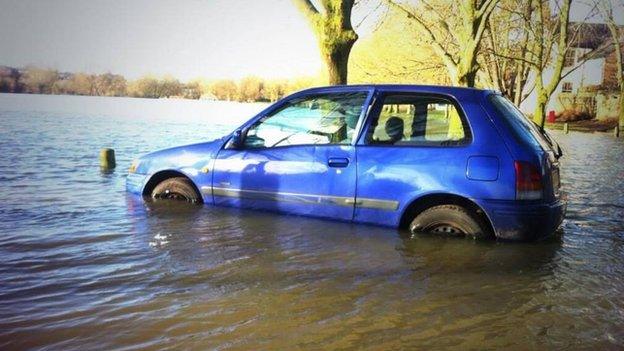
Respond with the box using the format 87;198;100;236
127;85;566;240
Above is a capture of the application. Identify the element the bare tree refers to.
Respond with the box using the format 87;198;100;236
385;0;500;87
238;76;264;102
479;0;535;105
350;9;449;84
527;0;607;127
70;73;95;95
264;80;287;102
529;0;574;127
292;0;358;85
0;66;22;93
94;73;127;97
21;67;59;94
210;80;238;101
597;0;624;130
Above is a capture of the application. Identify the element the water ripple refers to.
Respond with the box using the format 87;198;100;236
0;95;623;350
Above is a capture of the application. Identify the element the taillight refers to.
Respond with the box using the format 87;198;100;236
514;161;543;200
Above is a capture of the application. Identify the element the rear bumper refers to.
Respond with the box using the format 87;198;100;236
480;197;567;241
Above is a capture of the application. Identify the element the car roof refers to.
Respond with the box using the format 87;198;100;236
295;84;497;100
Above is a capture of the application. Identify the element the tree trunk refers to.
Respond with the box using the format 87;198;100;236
533;95;547;128
455;44;479;87
620;86;624;129
513;61;524;106
292;0;357;86
617;52;624;129
385;0;499;89
596;4;623;130
448;63;477;87
321;36;357;85
529;0;570;129
457;69;477;87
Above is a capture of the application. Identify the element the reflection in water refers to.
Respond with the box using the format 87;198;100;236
0;94;623;350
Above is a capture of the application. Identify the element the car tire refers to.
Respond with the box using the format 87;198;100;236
151;177;201;203
409;205;491;239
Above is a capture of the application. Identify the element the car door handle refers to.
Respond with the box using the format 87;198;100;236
328;157;349;168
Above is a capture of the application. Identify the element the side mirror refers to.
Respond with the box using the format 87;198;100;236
225;129;244;149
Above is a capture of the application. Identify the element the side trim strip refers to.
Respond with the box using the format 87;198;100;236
209;187;398;211
357;198;399;211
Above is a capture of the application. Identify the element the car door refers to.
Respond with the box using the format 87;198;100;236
212;89;372;221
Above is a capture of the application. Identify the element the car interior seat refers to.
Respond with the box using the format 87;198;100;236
385;116;404;144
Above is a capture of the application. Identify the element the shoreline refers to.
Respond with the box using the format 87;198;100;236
546;120;621;134
2;92;620;135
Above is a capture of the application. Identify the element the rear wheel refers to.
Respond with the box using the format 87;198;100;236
409;205;491;239
151;177;200;203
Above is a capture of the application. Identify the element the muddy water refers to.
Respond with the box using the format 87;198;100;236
1;94;623;350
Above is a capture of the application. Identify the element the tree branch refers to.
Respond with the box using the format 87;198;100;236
485;50;539;68
476;0;499;20
544;0;571;97
291;0;320;24
385;0;458;69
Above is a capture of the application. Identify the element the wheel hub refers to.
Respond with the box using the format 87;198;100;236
411;222;467;236
157;189;188;201
430;225;463;235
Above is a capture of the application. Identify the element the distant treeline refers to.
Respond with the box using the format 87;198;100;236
0;65;316;102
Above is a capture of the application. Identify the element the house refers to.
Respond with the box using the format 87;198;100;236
521;22;622;121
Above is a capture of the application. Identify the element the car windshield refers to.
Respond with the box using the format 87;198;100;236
489;94;554;152
245;92;367;148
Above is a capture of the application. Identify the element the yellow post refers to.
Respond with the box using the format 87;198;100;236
615;126;620;138
100;148;116;169
563;123;569;134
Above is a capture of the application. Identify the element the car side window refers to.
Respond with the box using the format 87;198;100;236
366;94;469;146
244;92;368;149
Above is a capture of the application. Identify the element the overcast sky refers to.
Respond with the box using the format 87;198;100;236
0;0;620;81
0;0;324;80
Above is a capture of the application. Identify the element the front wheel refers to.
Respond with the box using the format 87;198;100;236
151;177;201;203
409;205;491;239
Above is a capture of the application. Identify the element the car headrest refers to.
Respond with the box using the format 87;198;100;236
385;116;404;142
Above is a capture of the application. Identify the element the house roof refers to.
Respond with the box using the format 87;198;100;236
568;22;612;49
567;22;624;61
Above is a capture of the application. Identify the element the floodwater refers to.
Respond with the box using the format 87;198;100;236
1;93;623;350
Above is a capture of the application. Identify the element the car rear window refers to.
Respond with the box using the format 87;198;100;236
365;94;470;146
488;94;553;152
